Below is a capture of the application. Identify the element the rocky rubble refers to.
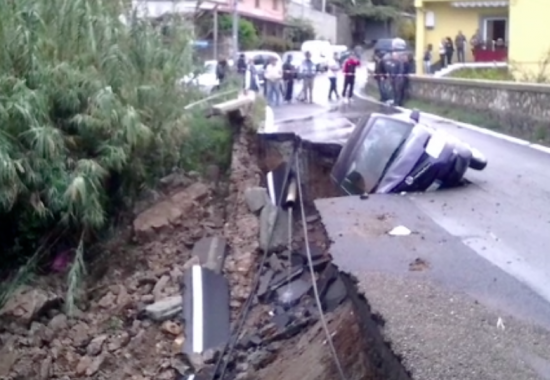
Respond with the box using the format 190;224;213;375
0;164;233;379
0;125;350;380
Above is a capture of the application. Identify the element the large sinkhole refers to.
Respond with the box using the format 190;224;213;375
249;130;413;380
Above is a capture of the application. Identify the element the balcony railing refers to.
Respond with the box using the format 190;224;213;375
472;39;508;62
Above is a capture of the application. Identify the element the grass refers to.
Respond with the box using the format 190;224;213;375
365;82;549;144
0;0;236;313
404;99;502;130
447;67;515;81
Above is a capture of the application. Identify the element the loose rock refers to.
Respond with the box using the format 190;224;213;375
244;187;270;213
0;287;60;326
259;202;289;252
145;296;182;321
86;334;108;356
161;320;182;336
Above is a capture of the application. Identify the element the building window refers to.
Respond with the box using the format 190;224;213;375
272;0;278;10
482;17;508;43
255;0;260;7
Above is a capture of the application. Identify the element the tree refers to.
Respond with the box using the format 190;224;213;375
328;0;414;43
218;15;260;50
285;18;316;49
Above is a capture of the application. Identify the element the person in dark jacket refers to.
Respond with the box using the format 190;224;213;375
236;53;247;74
444;37;454;65
398;53;413;106
216;57;228;84
388;52;405;106
282;54;296;103
373;55;389;102
341;53;361;103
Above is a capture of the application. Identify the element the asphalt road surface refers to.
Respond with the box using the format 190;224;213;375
412;114;550;308
269;92;550;379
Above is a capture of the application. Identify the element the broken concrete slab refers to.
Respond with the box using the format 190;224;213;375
266;162;290;206
191;236;228;274
144;295;182;322
257;269;275;299
298;244;324;260
244;187;270;213
314;263;339;301
272;313;291;329
310;255;331;271
182;265;230;355
268;254;284;271
269;266;304;291
276;279;312;307
259;202;290;253
322;275;347;312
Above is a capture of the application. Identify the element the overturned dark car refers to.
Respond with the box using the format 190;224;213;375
330;111;487;195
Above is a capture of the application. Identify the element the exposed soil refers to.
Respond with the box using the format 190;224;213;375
0;123;265;380
0;110;412;380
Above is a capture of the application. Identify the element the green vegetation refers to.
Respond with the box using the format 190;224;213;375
285;18;316;50
329;0;414;44
259;36;293;53
364;83;549;145
0;0;234;311
219;15;260;50
447;68;515;81
404;100;502;130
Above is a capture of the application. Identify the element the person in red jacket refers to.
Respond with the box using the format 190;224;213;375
342;53;361;103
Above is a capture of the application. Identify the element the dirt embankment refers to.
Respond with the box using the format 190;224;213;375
0;122;262;379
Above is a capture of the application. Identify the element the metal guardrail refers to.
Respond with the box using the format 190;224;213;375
183;89;240;111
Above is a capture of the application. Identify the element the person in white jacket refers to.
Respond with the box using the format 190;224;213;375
327;52;340;101
243;59;260;93
264;58;283;106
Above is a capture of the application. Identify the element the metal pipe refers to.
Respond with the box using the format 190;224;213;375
284;176;298;208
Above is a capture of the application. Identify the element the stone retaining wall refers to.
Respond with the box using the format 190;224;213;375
407;76;550;141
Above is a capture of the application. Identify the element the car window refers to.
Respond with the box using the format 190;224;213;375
265;53;280;62
341;118;412;194
376;39;393;49
204;62;216;74
252;54;265;65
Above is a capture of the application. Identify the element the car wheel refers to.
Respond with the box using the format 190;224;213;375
469;148;487;170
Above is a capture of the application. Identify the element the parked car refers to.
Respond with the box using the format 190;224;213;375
301;40;331;72
281;50;306;68
331;110;487;195
179;59;233;94
240;50;281;85
372;38;410;60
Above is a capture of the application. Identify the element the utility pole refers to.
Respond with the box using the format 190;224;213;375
213;5;219;60
232;0;239;58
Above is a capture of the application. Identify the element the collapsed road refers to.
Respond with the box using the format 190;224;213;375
259;98;550;380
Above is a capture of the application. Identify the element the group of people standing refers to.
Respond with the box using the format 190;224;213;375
372;52;414;107
423;30;482;73
236;51;361;107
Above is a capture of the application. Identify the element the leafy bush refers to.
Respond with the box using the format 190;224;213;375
285;18;316;49
0;0;233;307
396;18;415;44
260;36;292;53
219;15;260;50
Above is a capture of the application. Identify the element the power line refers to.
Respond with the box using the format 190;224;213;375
294;148;348;380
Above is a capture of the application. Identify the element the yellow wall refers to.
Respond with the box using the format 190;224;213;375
509;0;550;79
423;3;507;62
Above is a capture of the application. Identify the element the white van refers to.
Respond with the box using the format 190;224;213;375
301;40;332;71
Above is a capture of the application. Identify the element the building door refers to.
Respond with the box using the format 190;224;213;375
483;18;507;42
